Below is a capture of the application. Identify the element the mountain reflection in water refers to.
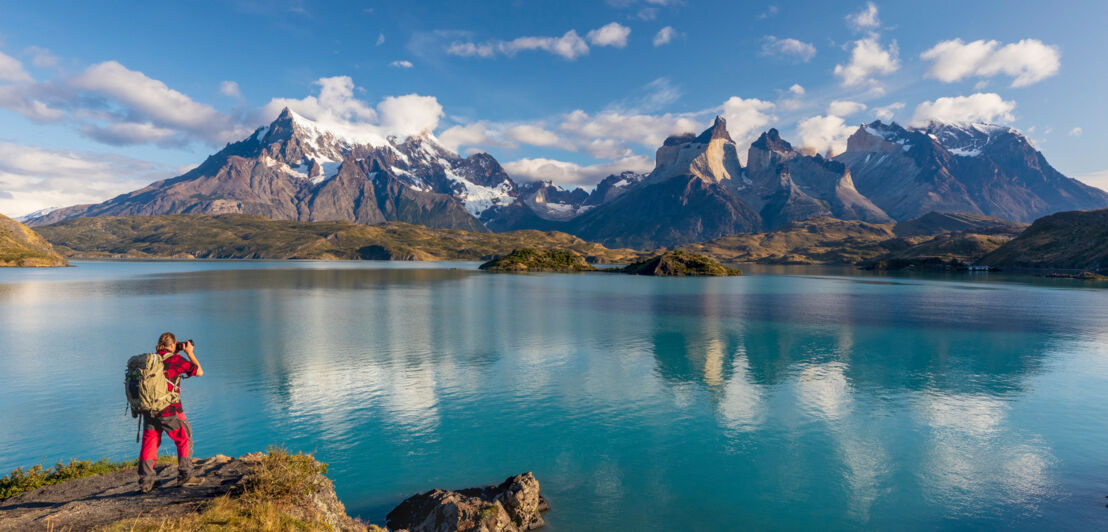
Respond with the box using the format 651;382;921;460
0;261;1105;530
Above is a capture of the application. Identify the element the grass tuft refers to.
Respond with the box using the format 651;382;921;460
1;456;176;500
104;446;383;532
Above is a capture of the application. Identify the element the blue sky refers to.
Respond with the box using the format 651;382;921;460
0;0;1105;216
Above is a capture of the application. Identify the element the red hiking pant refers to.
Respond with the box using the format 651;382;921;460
139;412;192;462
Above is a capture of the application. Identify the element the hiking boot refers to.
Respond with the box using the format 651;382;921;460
139;480;160;493
178;475;204;487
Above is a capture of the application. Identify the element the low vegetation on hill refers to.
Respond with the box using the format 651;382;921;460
37;214;642;263
479;248;597;272
680;215;1021;267
678;217;901;264
891;212;1027;237
0;213;67;267
34;211;1042;271
981;208;1108;272
862;233;1013;270
621;251;741;276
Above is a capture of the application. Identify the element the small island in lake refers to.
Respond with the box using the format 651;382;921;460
480;248;742;277
479;248;598;272
620;250;742;276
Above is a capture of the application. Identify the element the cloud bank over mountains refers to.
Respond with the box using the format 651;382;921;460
0;2;1081;216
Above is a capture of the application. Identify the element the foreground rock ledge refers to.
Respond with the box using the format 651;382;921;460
0;451;546;532
387;472;549;532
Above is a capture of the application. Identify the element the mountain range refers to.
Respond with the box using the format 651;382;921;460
28;109;1108;249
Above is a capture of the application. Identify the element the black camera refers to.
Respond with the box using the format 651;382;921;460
175;339;195;352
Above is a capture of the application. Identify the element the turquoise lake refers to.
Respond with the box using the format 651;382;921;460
1;261;1106;530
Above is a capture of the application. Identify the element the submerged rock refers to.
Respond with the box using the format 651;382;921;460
620;250;741;276
386;472;548;532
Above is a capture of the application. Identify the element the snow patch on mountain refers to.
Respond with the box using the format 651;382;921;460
442;166;516;216
14;207;60;223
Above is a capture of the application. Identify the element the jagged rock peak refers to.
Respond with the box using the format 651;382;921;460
696;115;733;143
751;128;793;153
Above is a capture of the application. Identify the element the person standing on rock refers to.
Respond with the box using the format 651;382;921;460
138;332;205;492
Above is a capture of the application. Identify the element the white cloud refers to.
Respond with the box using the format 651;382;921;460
219;80;241;97
608;77;681;114
375;94;444;137
262;76;443;141
834;37;899;86
788;84;805;95
81;121;178;146
505;124;565;148
0;85;65;122
759;5;779;19
1068;127;1082;137
0;51;32;83
587;22;631;48
761;36;817;62
390;60;414;69
910;93;1016;126
827;100;867;117
796;115;856;156
376;33;385;46
846;2;880;32
872;102;905;121
446;94;775;174
445;41;495;58
502;155;652;186
263;76;377;126
0;59;247;146
921;39;1060;87
438;121;516;152
69;61;248;144
447;30;590;60
653;26;678;47
720;96;777;151
559;109;700;150
24;46;58;69
0;143;175;217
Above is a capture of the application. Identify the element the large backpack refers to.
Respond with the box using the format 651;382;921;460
125;352;180;418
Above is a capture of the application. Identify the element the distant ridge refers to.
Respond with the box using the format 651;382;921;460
24;109;1108;250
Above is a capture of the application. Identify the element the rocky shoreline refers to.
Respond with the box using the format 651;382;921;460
0;450;547;532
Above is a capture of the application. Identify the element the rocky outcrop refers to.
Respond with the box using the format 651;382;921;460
0;450;549;532
741;129;890;229
648;115;743;185
0;453;368;532
0;213;67;267
386;472;548;532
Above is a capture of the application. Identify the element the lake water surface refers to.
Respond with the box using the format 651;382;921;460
1;261;1106;530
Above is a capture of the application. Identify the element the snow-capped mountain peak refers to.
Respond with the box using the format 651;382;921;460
924;122;1017;157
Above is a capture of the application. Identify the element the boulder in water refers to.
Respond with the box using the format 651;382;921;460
386;472;548;532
